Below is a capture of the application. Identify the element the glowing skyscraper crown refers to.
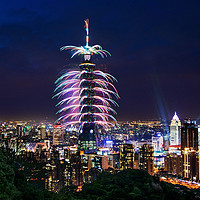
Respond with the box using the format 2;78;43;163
172;112;180;121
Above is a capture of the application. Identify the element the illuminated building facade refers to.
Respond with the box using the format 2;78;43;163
64;149;83;186
152;134;163;151
164;153;182;175
53;125;64;145
16;124;23;137
77;60;97;152
139;144;154;175
181;120;198;151
181;120;199;180
163;135;169;151
170;112;181;146
120;144;134;170
182;148;198;181
38;125;46;139
82;153;113;171
81;153;114;184
45;163;64;192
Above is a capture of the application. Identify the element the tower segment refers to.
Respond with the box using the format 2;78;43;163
54;19;119;152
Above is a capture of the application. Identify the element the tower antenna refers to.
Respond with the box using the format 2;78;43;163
84;19;89;47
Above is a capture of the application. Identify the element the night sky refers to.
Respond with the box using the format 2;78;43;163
0;0;200;121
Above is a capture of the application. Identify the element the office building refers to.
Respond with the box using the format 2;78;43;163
181;120;199;180
181;120;198;151
53;125;64;145
182;148;198;181
16;124;23;137
139;144;154;175
170;112;181;145
120;144;134;170
164;153;182;176
38;125;46;139
64;148;83;187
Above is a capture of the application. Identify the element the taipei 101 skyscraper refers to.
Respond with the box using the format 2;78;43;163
54;19;119;152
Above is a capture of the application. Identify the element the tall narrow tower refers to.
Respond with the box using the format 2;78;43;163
54;20;119;152
77;59;99;152
170;112;181;145
181;120;198;180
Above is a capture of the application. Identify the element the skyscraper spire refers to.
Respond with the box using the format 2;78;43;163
60;19;111;60
84;19;89;47
172;112;180;121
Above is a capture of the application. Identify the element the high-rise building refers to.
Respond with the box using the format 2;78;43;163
16;124;23;137
120;144;134;170
82;153;113;171
164;153;182;176
152;134;163;151
64;149;83;187
163;135;169;151
181;120;198;151
170;112;181;145
38;125;46;139
45;148;66;192
53;125;64;146
182;148;198;181
139;144;154;175
181;120;199;181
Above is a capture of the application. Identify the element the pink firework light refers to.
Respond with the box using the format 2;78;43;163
54;19;119;129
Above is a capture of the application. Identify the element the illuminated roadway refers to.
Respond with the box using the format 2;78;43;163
160;177;200;189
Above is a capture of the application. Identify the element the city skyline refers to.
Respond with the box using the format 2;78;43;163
0;1;200;121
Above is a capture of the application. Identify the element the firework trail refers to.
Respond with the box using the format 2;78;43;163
54;19;119;129
60;19;111;59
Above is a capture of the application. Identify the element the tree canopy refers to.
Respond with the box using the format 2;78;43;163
0;148;199;200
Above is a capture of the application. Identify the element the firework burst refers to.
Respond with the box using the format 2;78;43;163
54;19;119;129
60;19;111;58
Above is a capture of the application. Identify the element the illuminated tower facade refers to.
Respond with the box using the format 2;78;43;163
78;60;97;151
170;112;181;145
54;19;119;152
139;144;154;175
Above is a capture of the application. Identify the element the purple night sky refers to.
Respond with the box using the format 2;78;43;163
0;0;200;121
